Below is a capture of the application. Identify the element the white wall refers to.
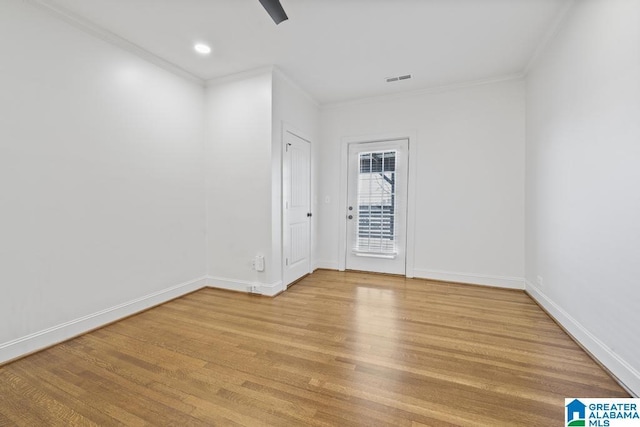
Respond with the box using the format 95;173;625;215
204;68;319;293
525;0;640;395
0;1;206;362
205;69;274;289
272;69;320;281
318;80;525;288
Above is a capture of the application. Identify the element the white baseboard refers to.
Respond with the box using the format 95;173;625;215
207;276;285;297
0;276;208;365
525;280;639;397
313;260;340;271
413;268;525;289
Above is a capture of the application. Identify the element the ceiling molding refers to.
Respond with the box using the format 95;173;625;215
204;66;275;88
523;0;576;76
25;0;205;86
204;66;320;108
272;66;320;108
320;73;525;110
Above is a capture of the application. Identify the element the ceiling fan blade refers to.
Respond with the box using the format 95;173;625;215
258;0;288;25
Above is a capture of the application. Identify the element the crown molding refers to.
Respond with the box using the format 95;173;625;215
24;0;205;86
523;0;576;76
272;66;320;108
204;66;275;87
321;73;524;110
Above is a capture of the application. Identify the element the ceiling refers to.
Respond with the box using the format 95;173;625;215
40;0;570;104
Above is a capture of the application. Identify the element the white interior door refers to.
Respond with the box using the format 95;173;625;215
345;139;409;275
283;130;311;286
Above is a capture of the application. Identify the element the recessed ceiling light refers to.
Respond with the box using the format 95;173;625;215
194;43;211;55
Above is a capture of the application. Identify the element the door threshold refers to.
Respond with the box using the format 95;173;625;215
344;269;406;278
286;274;309;289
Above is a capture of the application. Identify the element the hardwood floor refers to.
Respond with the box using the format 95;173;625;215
0;270;628;426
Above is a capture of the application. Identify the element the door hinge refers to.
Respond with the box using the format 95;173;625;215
286;258;289;266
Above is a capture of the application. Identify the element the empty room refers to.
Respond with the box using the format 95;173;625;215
1;0;638;425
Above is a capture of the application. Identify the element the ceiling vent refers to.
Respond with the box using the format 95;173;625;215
386;74;412;83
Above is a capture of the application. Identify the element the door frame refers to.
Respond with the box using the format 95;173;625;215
338;131;417;278
282;123;313;287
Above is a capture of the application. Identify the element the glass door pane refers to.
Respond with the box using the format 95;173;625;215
355;150;397;255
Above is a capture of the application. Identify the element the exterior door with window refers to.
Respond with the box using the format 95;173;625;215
345;139;409;275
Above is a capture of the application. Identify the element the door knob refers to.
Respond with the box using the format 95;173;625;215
348;215;353;220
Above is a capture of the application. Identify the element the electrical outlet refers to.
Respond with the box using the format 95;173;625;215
537;275;544;289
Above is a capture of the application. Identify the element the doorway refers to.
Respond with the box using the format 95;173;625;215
345;139;409;275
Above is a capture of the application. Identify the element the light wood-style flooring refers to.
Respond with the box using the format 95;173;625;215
0;270;629;426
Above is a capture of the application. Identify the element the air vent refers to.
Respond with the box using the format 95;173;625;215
386;74;412;83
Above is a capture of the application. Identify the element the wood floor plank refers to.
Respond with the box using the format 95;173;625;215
0;270;629;425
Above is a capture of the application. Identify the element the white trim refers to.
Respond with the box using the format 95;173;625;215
207;276;285;297
322;73;523;110
205;66;275;87
413;269;525;290
405;133;418;279
260;280;285;297
313;260;340;271
337;137;349;271
24;0;204;86
338;131;417;276
523;0;576;75
274;119;285;289
282;124;313;148
273;67;320;107
353;251;397;259
0;276;207;364
525;281;639;397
